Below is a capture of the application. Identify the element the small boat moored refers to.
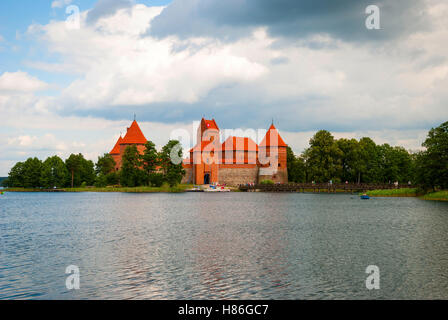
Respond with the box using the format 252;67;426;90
360;194;370;200
186;186;204;192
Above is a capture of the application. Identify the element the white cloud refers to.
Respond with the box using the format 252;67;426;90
51;0;72;9
28;5;267;108
0;71;49;93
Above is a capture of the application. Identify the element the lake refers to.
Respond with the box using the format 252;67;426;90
0;192;447;300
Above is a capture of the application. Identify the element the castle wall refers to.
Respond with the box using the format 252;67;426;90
259;168;288;184
218;165;259;186
182;165;193;184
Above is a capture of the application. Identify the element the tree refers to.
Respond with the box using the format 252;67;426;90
160;140;185;187
120;145;144;187
66;154;82;188
286;146;306;183
79;158;95;186
358;137;380;183
336;138;361;183
376;144;412;183
94;153;117;187
415;121;448;190
95;153;116;176
7;162;25;187
306;130;342;182
65;154;95;188
40;156;69;189
22;158;43;188
141;140;160;185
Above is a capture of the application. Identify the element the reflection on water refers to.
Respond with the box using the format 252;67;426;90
0;192;447;299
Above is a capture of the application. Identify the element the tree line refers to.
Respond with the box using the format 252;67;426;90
287;121;448;191
3;140;185;189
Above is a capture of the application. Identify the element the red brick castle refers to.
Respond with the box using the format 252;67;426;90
109;118;288;185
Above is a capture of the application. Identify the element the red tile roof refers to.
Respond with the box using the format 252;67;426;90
222;136;258;151
190;140;213;153
121;120;147;145
259;124;287;147
110;136;123;155
201;118;219;132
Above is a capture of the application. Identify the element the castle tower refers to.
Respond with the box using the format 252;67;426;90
258;123;288;183
110;135;123;171
191;118;220;185
109;120;147;171
119;120;147;156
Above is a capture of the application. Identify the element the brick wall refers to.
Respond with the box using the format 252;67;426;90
218;167;259;186
259;168;288;184
182;167;193;184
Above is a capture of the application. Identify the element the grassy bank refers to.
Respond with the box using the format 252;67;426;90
366;188;419;197
366;188;448;201
421;191;448;201
3;184;193;193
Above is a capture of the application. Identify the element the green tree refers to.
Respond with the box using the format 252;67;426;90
79;159;95;186
358;137;380;183
120;145;144;187
65;154;95;187
415;121;448;190
66;154;82;188
95;153;116;176
40;156;69;188
7;162;25;187
94;153;117;187
306;130;342;182
336;138;361;183
160;140;185;187
22;157;43;188
141;140;160;185
286;146;306;183
376;144;412;183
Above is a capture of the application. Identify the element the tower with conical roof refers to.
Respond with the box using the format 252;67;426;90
258;123;288;183
109;120;148;171
110;135;123;171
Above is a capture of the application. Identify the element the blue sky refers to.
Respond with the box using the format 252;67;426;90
0;0;447;175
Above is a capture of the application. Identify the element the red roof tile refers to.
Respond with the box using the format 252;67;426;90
222;136;258;151
201;118;219;132
121;120;147;145
259;124;287;147
110;136;123;155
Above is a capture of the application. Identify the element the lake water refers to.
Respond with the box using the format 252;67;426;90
1;192;447;300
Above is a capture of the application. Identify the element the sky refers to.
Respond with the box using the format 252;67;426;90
0;0;447;175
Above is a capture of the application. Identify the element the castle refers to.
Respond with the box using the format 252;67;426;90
109;118;288;185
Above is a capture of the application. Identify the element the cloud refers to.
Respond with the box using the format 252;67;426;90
86;0;135;25
149;0;429;42
51;0;73;9
0;71;49;93
28;5;266;108
23;2;448;134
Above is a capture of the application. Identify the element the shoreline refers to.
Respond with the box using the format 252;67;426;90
366;188;448;201
3;187;447;201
